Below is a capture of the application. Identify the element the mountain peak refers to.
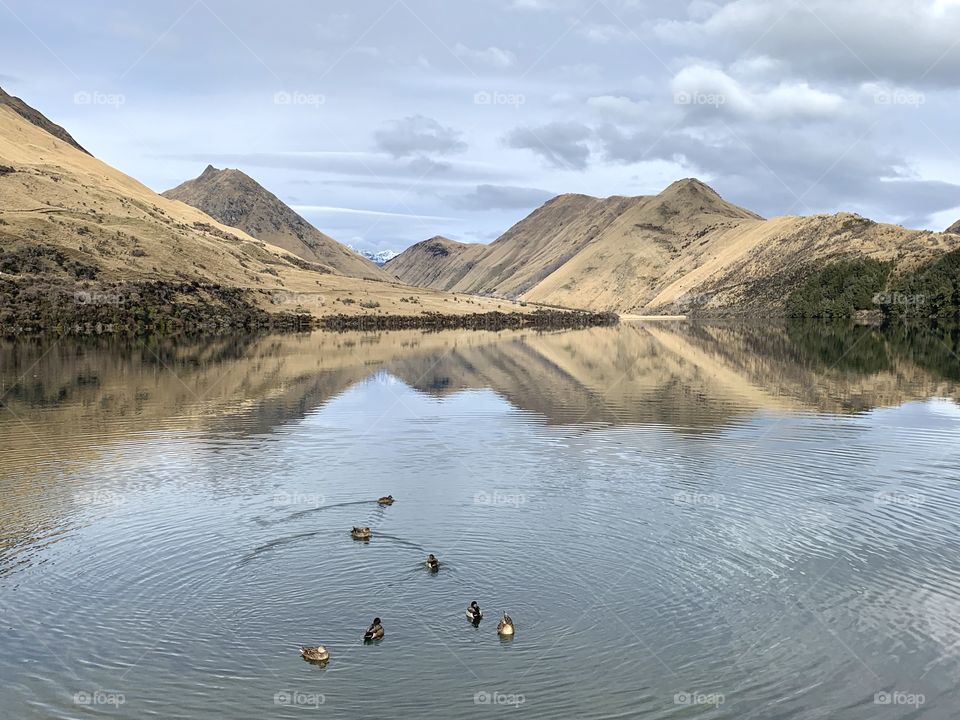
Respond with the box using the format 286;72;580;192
162;166;390;281
947;219;960;234
661;178;721;197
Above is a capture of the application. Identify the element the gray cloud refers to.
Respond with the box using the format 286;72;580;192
655;0;960;88
5;0;959;252
504;122;593;169
374;115;467;158
598;121;960;226
449;184;553;210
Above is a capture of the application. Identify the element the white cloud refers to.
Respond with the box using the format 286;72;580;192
510;0;554;10
453;43;517;68
655;0;960;87
579;24;632;43
671;65;846;121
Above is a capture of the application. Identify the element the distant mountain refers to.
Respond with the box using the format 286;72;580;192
387;178;960;316
948;220;960;234
349;246;399;266
0;85;89;155
384;236;486;287
163;166;390;281
0;92;534;333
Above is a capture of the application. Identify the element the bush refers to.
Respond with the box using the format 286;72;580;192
891;249;960;317
785;258;890;317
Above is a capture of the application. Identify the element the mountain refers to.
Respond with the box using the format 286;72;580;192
0;91;535;332
948;220;960;234
386;196;643;296
384;236;486;288
349;246;398;266
389;179;960;316
163;166;389;281
0;86;89;155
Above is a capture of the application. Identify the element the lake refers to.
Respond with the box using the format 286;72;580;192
1;321;959;719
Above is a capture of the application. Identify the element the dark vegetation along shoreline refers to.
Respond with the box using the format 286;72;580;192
0;276;619;336
785;249;960;319
319;309;619;331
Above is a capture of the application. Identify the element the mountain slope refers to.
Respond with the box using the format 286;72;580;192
524;179;763;311
163;165;389;280
390;177;960;316
0;86;89;155
948;219;960;234
386;194;644;297
384;236;486;289
0;98;537;332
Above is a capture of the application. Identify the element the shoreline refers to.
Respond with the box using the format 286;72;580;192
0;278;620;336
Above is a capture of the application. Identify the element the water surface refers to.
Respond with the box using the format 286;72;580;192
1;322;959;718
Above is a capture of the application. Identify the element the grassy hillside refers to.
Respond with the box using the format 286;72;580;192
0;99;568;334
163;165;390;281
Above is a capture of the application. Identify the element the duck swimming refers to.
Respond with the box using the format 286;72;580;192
466;601;483;623
497;612;515;637
299;645;330;663
351;526;371;540
425;553;440;571
363;617;385;641
377;495;394;506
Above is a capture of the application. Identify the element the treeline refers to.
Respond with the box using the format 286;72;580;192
785;249;960;319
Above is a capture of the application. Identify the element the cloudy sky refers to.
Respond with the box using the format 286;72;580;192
4;0;960;253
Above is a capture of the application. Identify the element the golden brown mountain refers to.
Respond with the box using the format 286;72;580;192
386;194;643;297
163;165;389;281
382;236;485;289
390;178;960;315
0;91;539;332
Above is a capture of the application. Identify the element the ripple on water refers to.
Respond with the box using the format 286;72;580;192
1;340;960;719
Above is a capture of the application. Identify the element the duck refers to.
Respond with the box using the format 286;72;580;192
299;645;330;663
425;553;440;571
351;526;371;540
363;617;385;642
466;601;483;623
497;612;515;637
377;495;395;506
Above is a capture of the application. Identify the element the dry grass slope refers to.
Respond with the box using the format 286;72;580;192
389;176;960;316
0;100;542;330
163;165;390;281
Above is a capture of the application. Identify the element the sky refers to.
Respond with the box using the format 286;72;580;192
3;0;960;254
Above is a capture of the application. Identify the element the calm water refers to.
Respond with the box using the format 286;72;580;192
1;322;959;719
